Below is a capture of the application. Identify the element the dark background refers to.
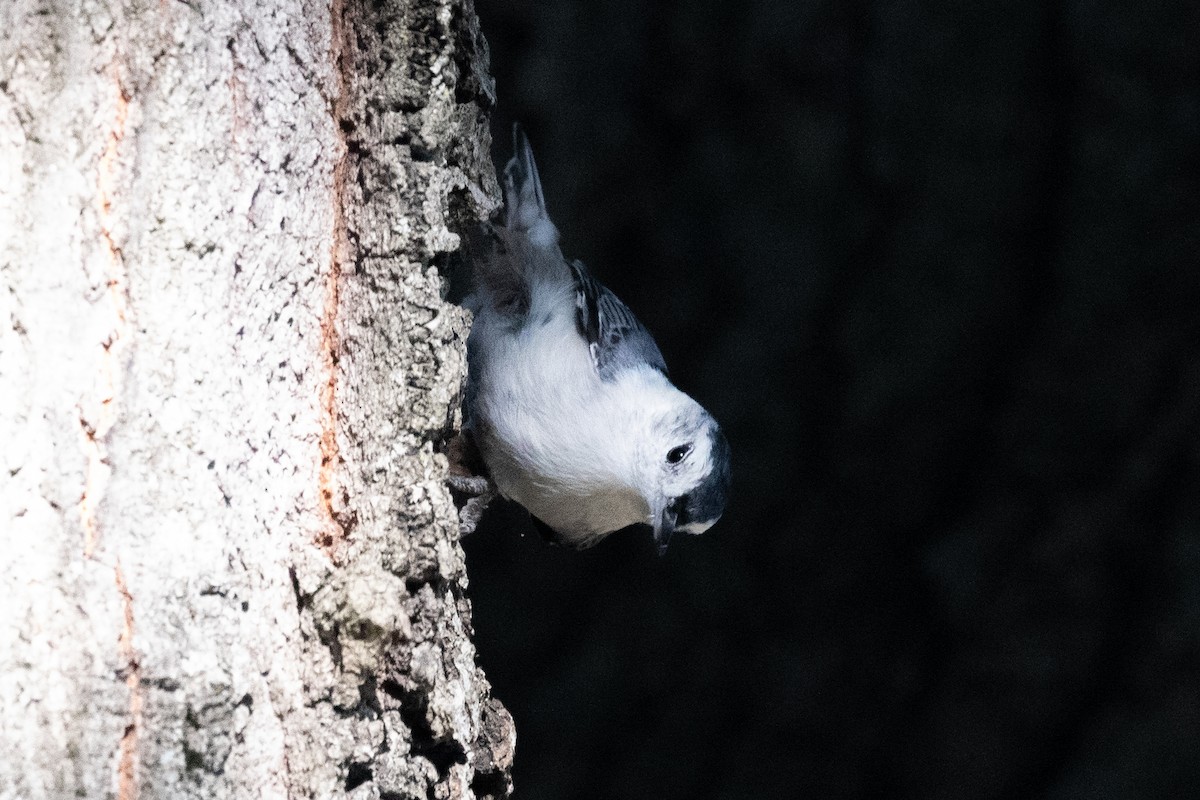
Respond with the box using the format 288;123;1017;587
459;1;1200;798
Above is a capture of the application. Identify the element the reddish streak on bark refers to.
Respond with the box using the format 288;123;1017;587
82;75;132;560
318;0;352;551
228;64;245;152
115;562;142;800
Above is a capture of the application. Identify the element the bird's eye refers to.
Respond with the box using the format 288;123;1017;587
666;444;692;464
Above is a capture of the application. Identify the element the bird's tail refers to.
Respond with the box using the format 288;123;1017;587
502;124;558;248
467;125;565;316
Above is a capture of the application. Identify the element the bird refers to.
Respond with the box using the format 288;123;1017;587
455;125;730;555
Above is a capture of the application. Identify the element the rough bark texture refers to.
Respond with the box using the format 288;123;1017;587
0;1;511;798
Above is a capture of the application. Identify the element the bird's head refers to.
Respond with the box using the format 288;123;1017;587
635;396;731;555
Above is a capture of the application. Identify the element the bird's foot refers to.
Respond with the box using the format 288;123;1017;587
447;475;497;538
446;474;494;495
443;432;497;537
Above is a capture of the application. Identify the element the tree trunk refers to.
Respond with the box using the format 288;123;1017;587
0;0;512;798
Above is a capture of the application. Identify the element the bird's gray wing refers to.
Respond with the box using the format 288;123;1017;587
568;260;668;381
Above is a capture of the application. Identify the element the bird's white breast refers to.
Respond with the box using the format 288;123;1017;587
467;291;652;543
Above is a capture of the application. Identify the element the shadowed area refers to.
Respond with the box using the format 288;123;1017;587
462;1;1200;798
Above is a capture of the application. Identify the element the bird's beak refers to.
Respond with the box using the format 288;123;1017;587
653;506;677;556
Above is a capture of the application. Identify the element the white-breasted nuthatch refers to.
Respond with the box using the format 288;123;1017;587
459;126;730;554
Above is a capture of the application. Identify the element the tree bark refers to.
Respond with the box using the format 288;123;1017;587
0;0;511;798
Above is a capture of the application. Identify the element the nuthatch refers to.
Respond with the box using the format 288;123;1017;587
457;126;730;554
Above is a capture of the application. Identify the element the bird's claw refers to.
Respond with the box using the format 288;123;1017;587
446;474;497;538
